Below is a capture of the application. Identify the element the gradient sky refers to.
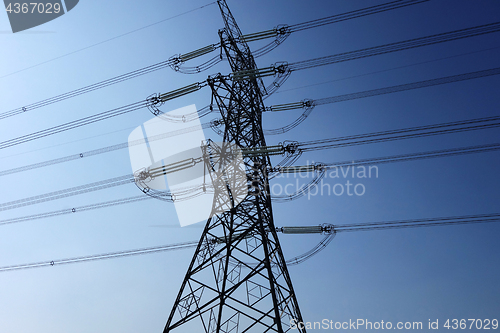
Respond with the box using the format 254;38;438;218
0;1;499;332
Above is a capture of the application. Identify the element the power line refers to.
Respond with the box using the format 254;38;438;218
0;174;135;212
0;195;152;226
288;0;429;33
334;213;500;232
313;67;500;105
2;64;499;153
2;142;497;227
297;116;500;152
0;2;217;80
288;22;500;71
173;0;431;73
2;0;426;119
321;143;500;168
0;100;148;150
0;121;212;177
276;46;500;94
2;15;494;122
263;67;500;134
2;18;496;139
2;114;499;212
1;213;498;273
1;140;498;218
0;241;199;273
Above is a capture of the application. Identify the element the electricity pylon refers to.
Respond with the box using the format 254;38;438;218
163;1;306;332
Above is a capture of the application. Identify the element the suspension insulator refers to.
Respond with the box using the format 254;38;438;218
179;44;217;62
241;145;284;157
268;101;305;112
159;83;202;102
230;66;276;81
239;29;278;43
281;226;323;234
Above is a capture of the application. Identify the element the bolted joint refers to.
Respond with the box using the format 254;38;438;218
321;223;336;235
276;24;290;36
282;141;300;155
303;99;315;108
146;93;165;116
274;62;288;74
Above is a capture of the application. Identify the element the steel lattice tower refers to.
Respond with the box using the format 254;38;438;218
163;1;306;332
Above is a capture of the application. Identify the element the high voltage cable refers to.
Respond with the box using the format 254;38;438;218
1;112;498;213
0;0;427;119
0;66;162;121
297;116;500;152
263;67;500;134
0;100;148;150
1;213;498;273
0;241;199;273
321;143;500;168
2;64;498;154
0;2;218;80
1;11;492;122
301;116;500;145
0;174;135;212
288;0;429;33
288;22;500;71
2;142;498;227
334;213;500;232
2;24;498;148
0;86;498;180
0;195;152;226
276;46;500;94
0;121;212;177
174;0;430;72
313;67;500;105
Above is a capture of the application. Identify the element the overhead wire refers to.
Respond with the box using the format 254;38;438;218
0;100;149;150
319;142;500;168
0;2;218;80
0;241;199;273
263;67;500;134
0;113;498;213
288;0;429;33
0;0;497;299
1;0;426;119
313;67;500;106
1;141;498;219
0;171;213;212
285;233;336;266
1;213;498;273
0;121;214;177
0;174;135;212
0;195;152;226
2;64;499;155
1;22;498;148
333;213;500;232
276;45;500;94
270;142;500;202
3;3;491;122
297;116;500;152
174;0;431;73
286;213;500;265
288;22;500;71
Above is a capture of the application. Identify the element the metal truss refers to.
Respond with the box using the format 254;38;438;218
163;1;306;332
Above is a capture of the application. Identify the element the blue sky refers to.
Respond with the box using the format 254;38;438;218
0;0;499;332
